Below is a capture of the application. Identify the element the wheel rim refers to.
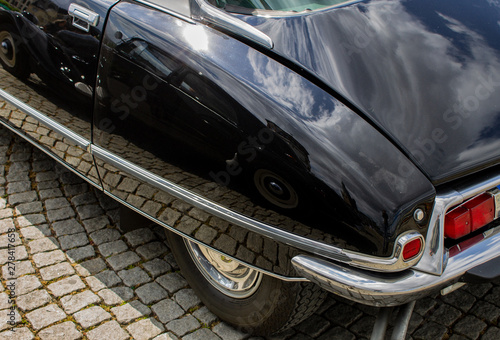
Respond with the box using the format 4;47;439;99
185;240;262;299
254;169;299;209
0;31;16;68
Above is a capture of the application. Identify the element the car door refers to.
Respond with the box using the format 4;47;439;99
0;0;118;186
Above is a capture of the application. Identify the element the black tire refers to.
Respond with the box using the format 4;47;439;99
0;24;30;79
166;231;327;335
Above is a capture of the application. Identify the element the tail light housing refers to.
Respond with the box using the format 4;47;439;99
445;192;496;239
402;238;422;261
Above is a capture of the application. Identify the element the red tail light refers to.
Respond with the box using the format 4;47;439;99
464;193;495;231
445;193;495;239
402;238;422;261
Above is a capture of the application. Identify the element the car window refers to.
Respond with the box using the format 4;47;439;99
208;0;351;13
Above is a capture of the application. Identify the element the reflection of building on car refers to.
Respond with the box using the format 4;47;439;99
2;0;500;338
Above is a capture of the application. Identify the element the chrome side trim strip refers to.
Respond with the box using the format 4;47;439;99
103;188;306;281
92;145;425;272
0;89;89;149
92;145;350;262
292;222;500;307
190;0;274;49
134;0;196;24
414;171;500;275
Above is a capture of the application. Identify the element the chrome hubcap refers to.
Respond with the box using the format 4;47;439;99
185;240;262;299
0;40;10;55
0;32;15;68
268;181;284;195
254;169;299;209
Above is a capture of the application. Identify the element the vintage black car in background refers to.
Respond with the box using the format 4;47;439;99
1;0;500;337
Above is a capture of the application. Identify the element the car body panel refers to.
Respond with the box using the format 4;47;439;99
91;0;435;267
239;0;500;184
0;0;117;185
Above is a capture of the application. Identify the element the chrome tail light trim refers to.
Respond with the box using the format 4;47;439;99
415;171;500;275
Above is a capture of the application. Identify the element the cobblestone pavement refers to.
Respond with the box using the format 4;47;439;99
0;127;498;340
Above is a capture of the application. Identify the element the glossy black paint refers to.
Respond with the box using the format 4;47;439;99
0;0;117;138
93;0;435;259
238;0;500;184
0;1;113;184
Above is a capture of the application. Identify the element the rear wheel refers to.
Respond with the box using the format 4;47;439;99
0;25;30;79
166;231;326;335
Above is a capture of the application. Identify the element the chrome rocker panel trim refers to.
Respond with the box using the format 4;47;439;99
106;191;307;282
0;89;89;150
292;222;500;307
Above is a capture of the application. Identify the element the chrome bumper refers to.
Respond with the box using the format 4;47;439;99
292;225;500;307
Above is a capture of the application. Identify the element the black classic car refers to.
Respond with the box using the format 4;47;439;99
1;0;500;337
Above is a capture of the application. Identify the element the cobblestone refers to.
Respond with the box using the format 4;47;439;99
38;321;82;340
86;321;130;340
136;282;169;305
152;299;185;324
0;123;497;339
0;327;34;339
82;216;109;233
183;328;220;340
39;262;75;281
16;275;42;295
0;245;28;264
118;266;151;287
167;315;200;337
86;270;122;291
174;288;202;311
32;249;66;268
47;275;86;297
25;304;66;330
2;259;34;278
143;258;171;278
52;219;84;237
111;300;151;324
90;228;121;246
59;233;89;250
46;207;76;222
98;240;128;257
65;245;95;262
193;306;217;326
20;225;51;240
156;272;187;294
428;304;462;326
453;315;487;339
74;306;112;328
16;289;51;311
106;251;141;271
127;318;164;340
60;290;101;314
97;286;134;305
136;241;169;260
74;257;107;276
28;237;59;254
124;228;156;247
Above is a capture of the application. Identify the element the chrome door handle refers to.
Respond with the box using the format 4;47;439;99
68;4;99;32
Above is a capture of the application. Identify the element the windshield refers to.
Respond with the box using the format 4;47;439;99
208;0;351;13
